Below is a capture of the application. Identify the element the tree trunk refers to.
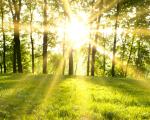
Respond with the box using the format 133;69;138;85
87;43;91;76
136;39;143;76
62;16;66;75
111;1;119;77
9;0;23;73
0;64;2;74
137;40;142;67
75;62;77;75
121;34;127;76
30;13;34;73
31;34;34;73
13;41;17;73
91;45;96;76
1;7;6;73
14;16;23;73
43;0;48;74
125;36;134;77
69;48;73;75
103;39;106;76
91;16;100;76
62;40;66;75
102;25;106;76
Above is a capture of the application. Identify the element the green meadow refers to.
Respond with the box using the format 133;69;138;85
0;74;149;120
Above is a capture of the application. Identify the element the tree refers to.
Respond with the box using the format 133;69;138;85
8;0;23;73
0;0;6;73
111;0;120;77
102;26;106;76
125;36;134;77
43;0;48;74
25;0;36;73
91;16;101;76
69;48;73;75
62;15;67;75
87;43;91;76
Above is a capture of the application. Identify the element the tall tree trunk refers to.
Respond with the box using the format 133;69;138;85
0;64;2;74
1;6;6;73
136;39;143;76
91;16;100;76
102;25;106;76
62;16;66;75
14;18;23;73
75;62;77;75
87;43;91;76
111;1;119;77
121;34;127;76
137;40;141;67
91;45;96;76
125;36;134;77
62;42;66;75
103;39;106;76
30;13;34;73
9;0;23;73
69;48;73;75
13;40;17;73
43;0;48;74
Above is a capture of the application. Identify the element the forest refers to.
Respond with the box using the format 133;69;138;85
0;0;150;119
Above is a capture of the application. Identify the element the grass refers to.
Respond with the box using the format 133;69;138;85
0;74;150;120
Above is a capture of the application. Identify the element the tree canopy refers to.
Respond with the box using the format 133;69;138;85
0;0;149;78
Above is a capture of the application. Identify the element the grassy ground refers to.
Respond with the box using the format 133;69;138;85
0;74;149;120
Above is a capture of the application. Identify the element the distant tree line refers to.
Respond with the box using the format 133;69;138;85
0;0;149;78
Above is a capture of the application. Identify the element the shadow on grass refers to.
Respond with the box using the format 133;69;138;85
0;74;59;119
0;75;149;119
85;77;150;107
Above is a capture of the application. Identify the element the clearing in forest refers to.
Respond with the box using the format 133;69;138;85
0;74;150;119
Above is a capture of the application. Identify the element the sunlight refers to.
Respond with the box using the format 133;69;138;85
67;17;89;48
96;46;113;60
99;27;124;36
95;43;147;79
100;27;113;36
57;13;90;49
72;78;90;115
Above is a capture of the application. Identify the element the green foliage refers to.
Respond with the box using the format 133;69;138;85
48;53;63;74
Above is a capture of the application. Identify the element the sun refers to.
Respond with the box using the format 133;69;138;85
66;15;90;48
57;13;90;49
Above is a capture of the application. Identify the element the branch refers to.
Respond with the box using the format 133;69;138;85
8;0;14;17
19;0;21;15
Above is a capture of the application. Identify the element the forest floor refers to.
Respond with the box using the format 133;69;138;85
0;74;150;120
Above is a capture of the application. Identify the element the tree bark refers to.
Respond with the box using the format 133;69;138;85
91;45;96;76
69;48;73;75
14;12;23;73
13;41;17;73
111;1;119;77
30;12;34;73
125;36;134;77
62;43;66;75
102;25;106;76
137;40;142;67
62;16;66;75
87;43;91;76
9;0;23;73
121;34;127;76
1;4;6;73
91;16;100;76
103;39;106;76
0;64;2;74
43;0;48;74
